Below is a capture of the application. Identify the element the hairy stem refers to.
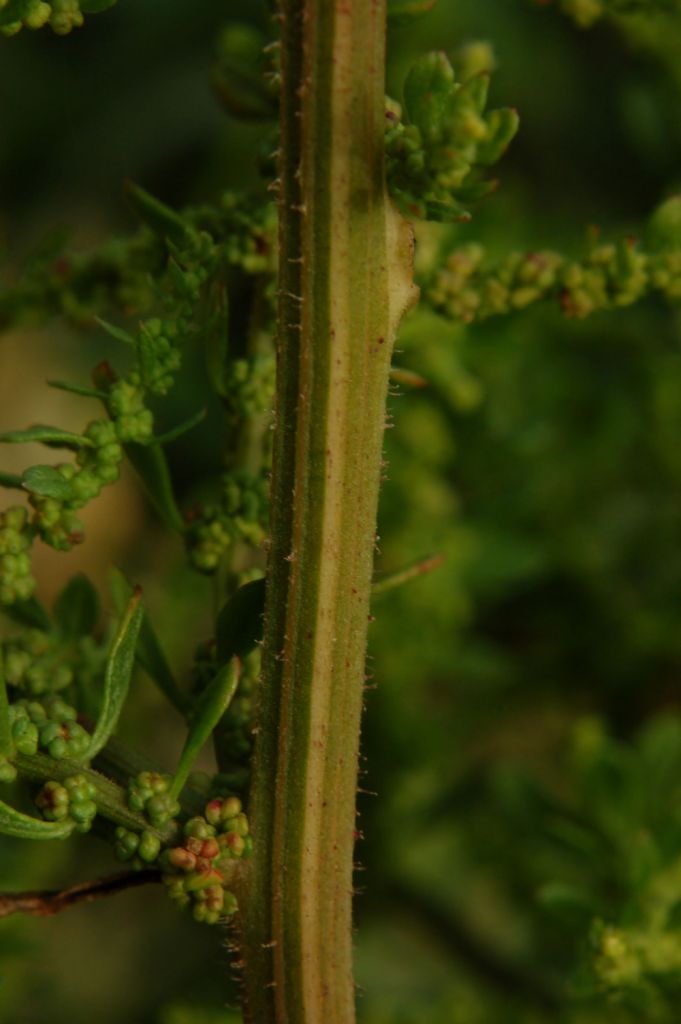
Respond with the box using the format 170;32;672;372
234;2;416;1022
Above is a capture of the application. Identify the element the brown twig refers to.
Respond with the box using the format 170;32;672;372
0;868;162;920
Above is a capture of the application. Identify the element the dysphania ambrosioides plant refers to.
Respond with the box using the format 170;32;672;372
4;1;681;1022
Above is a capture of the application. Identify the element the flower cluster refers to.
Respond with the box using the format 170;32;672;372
160;795;251;925
126;770;182;828
9;697;89;760
0;507;33;605
4;630;77;696
186;471;269;574
423;235;681;324
0;316;188;609
385;52;519;222
223;353;276;423
35;774;97;832
0;182;279;607
0;0;109;37
113;826;162;866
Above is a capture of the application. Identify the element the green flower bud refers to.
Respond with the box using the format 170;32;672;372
36;780;70;820
183;816;216;840
138;831;161;863
114;827;140;861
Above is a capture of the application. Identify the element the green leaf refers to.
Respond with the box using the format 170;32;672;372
169;659;240;800
0;597;50;631
124;182;192;247
0;651;13;758
149;408;207;447
0;425;93;449
47;380;109;401
0;471;23;489
53;574;100;640
403;52;455;141
21;466;75;501
95;317;135;347
0;799;75;840
86;588;144;758
457;70;490;116
476;107;520;166
124;442;185;532
110;569;188;716
215;577;266;666
387;0;437;20
0;0;32;28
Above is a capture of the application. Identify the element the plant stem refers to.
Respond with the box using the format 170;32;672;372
234;2;416;1021
0;869;162;920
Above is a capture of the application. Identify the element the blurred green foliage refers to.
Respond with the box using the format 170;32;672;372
4;0;681;1021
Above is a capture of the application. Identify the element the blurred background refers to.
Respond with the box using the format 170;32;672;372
4;0;681;1021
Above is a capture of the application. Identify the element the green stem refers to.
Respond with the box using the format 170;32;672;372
234;2;416;1022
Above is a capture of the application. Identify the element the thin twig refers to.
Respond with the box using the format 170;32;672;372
371;553;445;596
0;868;162;920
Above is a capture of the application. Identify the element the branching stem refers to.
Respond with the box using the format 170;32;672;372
0;869;161;920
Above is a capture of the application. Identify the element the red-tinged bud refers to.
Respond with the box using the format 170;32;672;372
222;830;245;857
186;837;204;856
201;838;220;860
205;799;223;826
220;796;242;821
167;847;197;872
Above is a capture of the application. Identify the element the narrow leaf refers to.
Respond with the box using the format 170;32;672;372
169;659;240;800
0;471;23;489
54;574;100;640
47;380;109;401
215;577;266;666
372;553;444;596
124;182;192;247
95;317;135;346
0;652;13;758
124;442;185;532
149;408;207;447
110;569;188;716
86;588;144;758
22;466;75;501
0;800;75;840
0;425;93;449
